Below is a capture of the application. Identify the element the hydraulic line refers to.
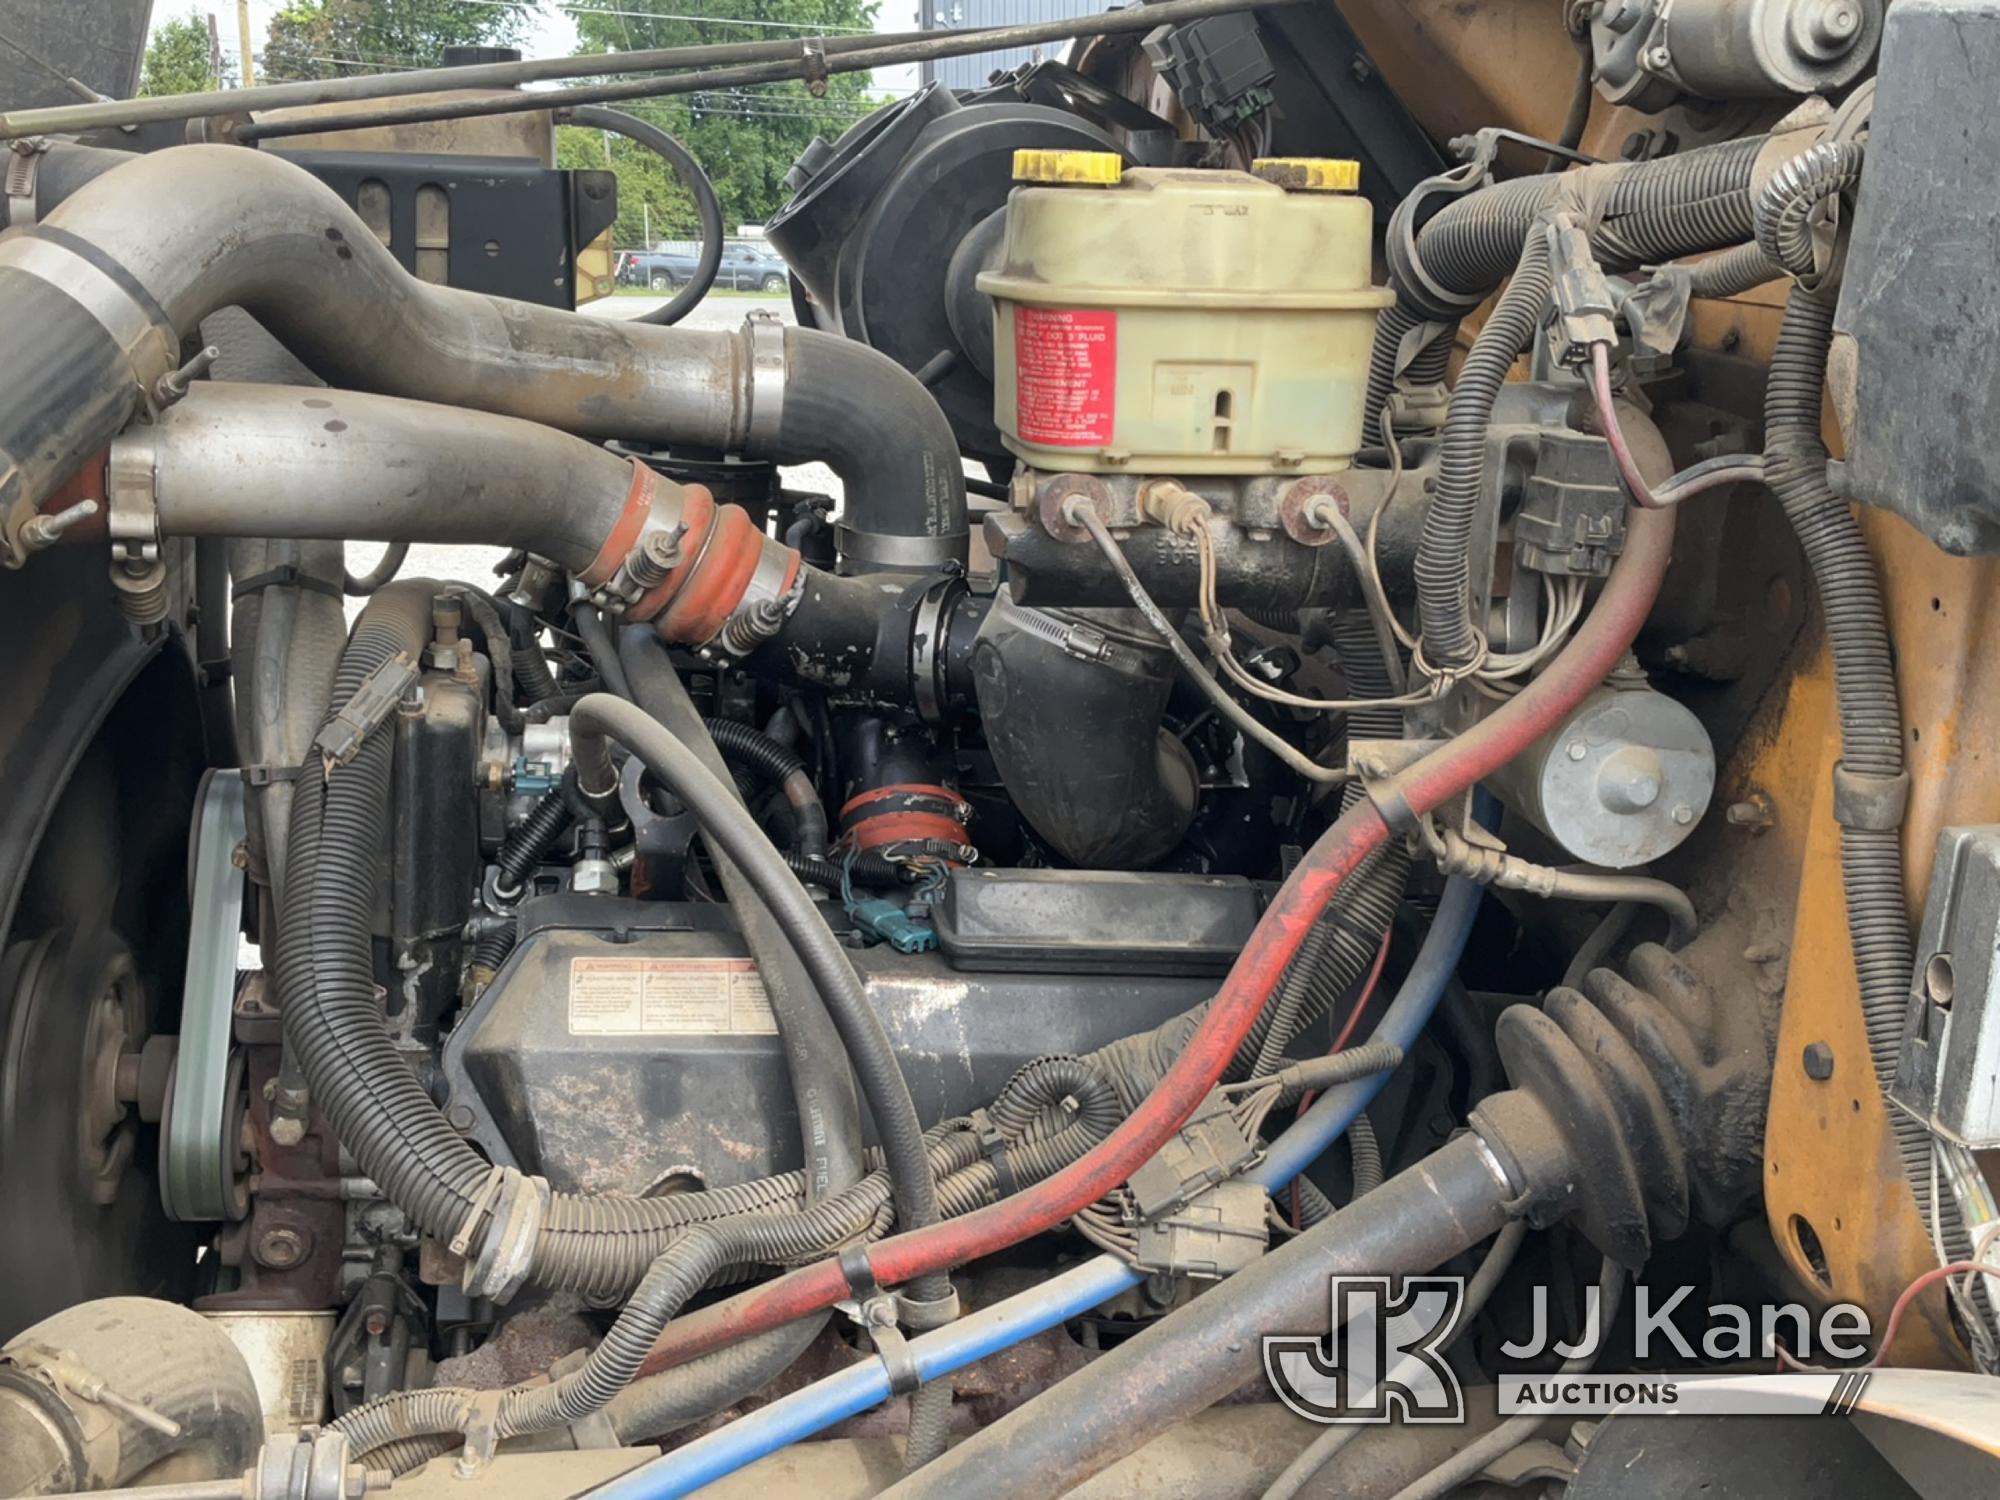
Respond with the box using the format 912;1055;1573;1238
633;493;1667;1375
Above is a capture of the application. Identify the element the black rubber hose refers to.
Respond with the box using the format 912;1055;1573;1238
566;105;724;327
774;329;968;570
573;601;635;701
1365;137;1767;431
0;1297;265;1493
1417;231;1553;670
493;778;573;899
568;694;952;1308
1362;302;1454;441
450;586;526;733
706;716;831;857
513;638;563;706
468;922;518;977
618;626;867;1204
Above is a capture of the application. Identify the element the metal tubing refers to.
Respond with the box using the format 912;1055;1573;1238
131;384;644;575
876;1132;1518;1500
224;0;1305;144
0;0;1289;141
0;144;961;567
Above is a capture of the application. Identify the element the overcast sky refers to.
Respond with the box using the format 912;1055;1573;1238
149;1;923;98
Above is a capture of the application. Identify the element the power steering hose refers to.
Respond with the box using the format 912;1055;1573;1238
627;500;1676;1383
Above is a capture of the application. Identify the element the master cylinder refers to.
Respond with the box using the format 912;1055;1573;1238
980;152;1389;476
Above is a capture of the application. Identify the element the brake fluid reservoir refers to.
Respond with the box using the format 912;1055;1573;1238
979;152;1392;476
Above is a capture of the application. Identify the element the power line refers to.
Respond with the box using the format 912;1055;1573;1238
451;0;874;34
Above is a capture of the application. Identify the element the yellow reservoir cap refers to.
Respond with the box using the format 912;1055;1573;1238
1012;148;1124;186
1251;157;1362;193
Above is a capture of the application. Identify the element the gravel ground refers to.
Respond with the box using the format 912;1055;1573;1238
343;292;835;624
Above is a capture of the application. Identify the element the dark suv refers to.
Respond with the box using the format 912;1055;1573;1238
617;242;791;292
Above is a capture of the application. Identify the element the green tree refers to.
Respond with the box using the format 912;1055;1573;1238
263;0;526;83
562;0;884;245
140;11;233;96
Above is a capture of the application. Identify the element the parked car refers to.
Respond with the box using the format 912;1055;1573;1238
615;242;792;292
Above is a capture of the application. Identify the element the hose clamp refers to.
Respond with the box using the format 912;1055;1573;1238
743;312;788;451
0;230;177;392
909;575;967;725
835;526;963;575
452;1163;550;1304
4;135;48;228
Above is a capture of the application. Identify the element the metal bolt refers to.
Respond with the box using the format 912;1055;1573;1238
1644;44;1673;70
1671;803;1695;825
1566;741;1589;761
268;1114;306;1148
1801;1041;1835;1081
19;498;99;553
254;1225;309;1269
1725;793;1775;832
445;1103;478;1133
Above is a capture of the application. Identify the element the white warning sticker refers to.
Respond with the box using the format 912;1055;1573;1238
568;956;780;1037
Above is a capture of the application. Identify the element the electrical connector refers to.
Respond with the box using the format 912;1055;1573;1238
849;898;938;954
1125;1089;1261;1220
1543;211;1618;368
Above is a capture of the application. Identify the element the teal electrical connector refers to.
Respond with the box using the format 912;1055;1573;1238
848;897;937;954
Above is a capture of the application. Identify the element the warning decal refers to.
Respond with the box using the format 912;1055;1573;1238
1015;307;1117;447
568;956;780;1036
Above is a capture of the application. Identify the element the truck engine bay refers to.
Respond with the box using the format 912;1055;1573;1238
3;0;2000;1495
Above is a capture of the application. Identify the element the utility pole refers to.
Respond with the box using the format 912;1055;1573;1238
206;14;224;89
642;201;651;247
237;0;256;87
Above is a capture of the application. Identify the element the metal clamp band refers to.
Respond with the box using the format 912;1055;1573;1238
452;1164;550;1304
0;232;177;390
743;313;788;450
4;136;48;228
836;525;965;574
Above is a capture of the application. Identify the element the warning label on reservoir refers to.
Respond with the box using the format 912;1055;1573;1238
568;956;779;1036
1015;307;1117;447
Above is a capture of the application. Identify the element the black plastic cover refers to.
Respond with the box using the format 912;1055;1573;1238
1833;0;2000;553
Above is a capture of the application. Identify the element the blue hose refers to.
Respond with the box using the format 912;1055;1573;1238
592;878;1485;1500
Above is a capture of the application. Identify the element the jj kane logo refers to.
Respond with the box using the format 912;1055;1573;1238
1264;1277;1879;1424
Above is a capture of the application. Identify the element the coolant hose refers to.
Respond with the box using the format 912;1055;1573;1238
630;504;1674;1381
1417;231;1554;671
596;875;1485;1500
704;716;831;857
